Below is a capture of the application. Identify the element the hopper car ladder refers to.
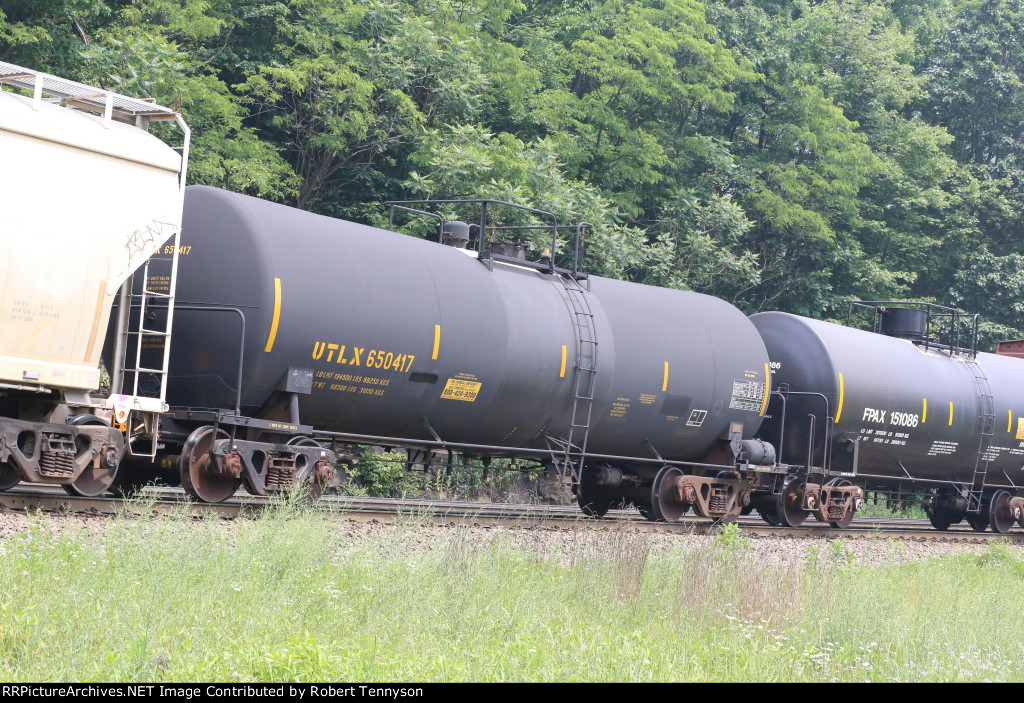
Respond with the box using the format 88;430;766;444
965;358;996;514
111;237;181;459
548;273;599;486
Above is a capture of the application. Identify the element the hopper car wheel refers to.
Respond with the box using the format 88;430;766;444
287;437;326;502
989;490;1016;535
779;477;809;527
650;466;690;523
0;462;21;491
577;475;611;517
180;427;241;503
63;415;120;497
825;478;856;529
759;506;781;526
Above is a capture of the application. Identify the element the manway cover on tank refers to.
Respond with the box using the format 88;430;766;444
751;311;1024;485
166;186;771;461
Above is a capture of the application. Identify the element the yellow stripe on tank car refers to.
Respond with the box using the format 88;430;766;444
559;345;567;378
1009;409;1014;433
263;278;282;353
662;362;669;392
432;324;441;360
948;401;954;426
759;362;771;416
922;398;927;424
835;372;845;423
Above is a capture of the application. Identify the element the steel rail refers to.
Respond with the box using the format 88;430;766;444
0;486;1018;543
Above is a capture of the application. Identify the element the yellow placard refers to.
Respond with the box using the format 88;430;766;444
1016;417;1024;440
441;378;481;402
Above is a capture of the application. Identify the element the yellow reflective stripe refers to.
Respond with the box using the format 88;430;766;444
662;362;669;392
1010;409;1014;433
922;398;927;424
948;402;954;426
559;345;567;378
759;362;771;416
432;325;441;360
264;278;282;353
835;372;845;423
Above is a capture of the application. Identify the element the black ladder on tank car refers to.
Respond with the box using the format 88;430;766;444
547;274;598;486
965;358;996;514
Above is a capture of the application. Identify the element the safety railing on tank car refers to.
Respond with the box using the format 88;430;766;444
110;301;247;417
384;198;592;278
766;390;838;477
847;300;980;357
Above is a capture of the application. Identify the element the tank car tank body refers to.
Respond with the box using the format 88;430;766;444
125;185;777;514
752;309;1024;532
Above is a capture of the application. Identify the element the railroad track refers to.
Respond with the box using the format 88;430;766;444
0;485;1019;544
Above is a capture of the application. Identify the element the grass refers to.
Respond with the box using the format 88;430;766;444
856;493;929;520
0;501;1022;682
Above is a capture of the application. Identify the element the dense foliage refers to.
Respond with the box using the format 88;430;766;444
5;0;1024;346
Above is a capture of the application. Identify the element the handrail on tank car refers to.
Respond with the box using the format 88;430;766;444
122;303;247;416
386;205;444;236
383;198;592;277
846;300;980;357
175;306;246;416
768;390;835;476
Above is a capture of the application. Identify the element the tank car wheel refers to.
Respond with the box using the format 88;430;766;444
989;490;1017;535
577;476;611;517
287;436;328;502
634;500;655;521
180;426;241;503
0;462;21;491
778;477;809;527
758;506;782;526
926;489;965;531
927;511;954;531
650;466;690;523
62;415;121;497
966;511;990;532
